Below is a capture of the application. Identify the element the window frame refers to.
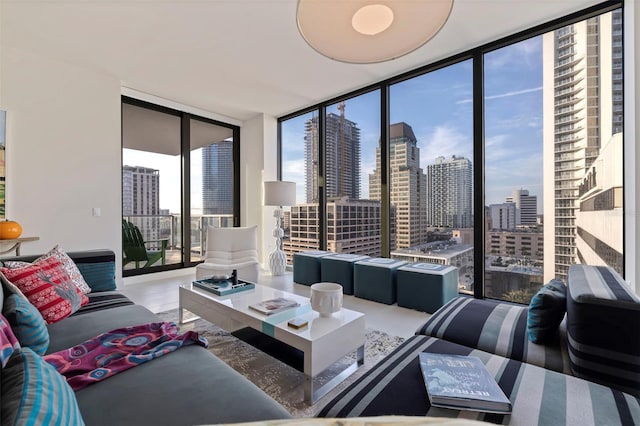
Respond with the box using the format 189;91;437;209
121;96;241;277
277;0;624;301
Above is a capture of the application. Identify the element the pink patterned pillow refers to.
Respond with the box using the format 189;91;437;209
2;246;92;295
0;313;20;367
0;257;89;324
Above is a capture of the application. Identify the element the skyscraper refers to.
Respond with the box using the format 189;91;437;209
425;155;473;229
122;165;160;240
488;202;517;230
283;197;395;259
508;189;537;225
542;10;622;281
304;109;361;202
370;122;427;249
202;141;234;215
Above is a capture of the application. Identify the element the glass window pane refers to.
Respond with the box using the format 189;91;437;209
325;91;381;255
484;9;623;304
190;119;235;263
122;103;181;270
389;60;475;295
282;111;319;262
483;37;544;303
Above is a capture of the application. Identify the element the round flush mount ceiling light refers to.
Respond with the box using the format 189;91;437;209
297;0;454;64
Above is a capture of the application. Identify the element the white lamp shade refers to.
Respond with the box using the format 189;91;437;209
264;181;297;207
297;0;454;64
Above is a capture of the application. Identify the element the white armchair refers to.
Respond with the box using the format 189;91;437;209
195;225;260;283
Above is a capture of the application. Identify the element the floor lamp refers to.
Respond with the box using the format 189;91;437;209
264;181;296;276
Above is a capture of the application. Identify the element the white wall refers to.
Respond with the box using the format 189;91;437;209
241;113;278;269
0;47;123;280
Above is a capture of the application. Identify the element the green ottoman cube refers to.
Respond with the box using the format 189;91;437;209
397;263;459;313
320;253;370;295
354;258;408;305
293;250;332;286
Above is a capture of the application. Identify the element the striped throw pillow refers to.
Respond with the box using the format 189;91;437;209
3;293;50;355
527;279;566;344
567;264;640;396
75;261;116;292
1;347;85;426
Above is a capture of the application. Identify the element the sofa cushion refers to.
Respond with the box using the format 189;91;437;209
75;345;291;425
2;347;84;426
46;304;160;354
3;293;49;355
527;279;567;344
70;291;134;316
416;297;570;374
0;256;88;324
567;264;640;397
318;335;640;424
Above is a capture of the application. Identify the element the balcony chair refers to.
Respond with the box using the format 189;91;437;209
122;220;168;269
195;225;259;283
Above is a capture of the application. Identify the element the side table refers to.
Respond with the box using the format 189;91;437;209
0;237;40;256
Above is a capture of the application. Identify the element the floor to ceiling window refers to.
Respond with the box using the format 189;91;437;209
484;8;624;303
278;2;624;303
324;91;381;256
389;61;474;295
281;110;320;263
122;97;239;276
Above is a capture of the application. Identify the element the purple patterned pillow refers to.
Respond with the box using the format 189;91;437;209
0;313;21;367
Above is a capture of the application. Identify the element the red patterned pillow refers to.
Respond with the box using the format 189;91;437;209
0;257;89;324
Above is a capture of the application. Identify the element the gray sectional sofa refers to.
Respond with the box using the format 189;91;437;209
319;264;640;425
1;249;291;425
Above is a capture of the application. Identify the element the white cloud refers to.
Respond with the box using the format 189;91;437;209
484;37;541;71
418;124;473;166
457;86;542;105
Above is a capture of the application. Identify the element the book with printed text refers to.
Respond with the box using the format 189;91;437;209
419;352;512;414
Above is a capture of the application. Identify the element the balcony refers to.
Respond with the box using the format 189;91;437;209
123;213;234;270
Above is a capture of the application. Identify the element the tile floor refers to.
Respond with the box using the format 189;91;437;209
121;268;431;339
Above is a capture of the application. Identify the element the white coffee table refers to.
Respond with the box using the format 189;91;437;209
178;281;365;403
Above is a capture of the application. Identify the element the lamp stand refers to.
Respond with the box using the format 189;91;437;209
269;208;287;276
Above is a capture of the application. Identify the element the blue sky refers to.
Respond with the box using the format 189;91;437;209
282;36;544;213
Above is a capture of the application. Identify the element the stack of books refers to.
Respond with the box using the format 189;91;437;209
193;278;255;296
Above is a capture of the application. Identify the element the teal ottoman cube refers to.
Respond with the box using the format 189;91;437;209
353;258;408;304
293;250;332;286
320;253;370;295
396;263;459;313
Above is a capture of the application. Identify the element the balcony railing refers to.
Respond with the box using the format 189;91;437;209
122;213;234;269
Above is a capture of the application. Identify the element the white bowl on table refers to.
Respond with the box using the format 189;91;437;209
310;282;343;317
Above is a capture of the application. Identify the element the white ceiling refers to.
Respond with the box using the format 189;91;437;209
2;0;605;122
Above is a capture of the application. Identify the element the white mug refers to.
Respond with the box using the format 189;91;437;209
310;282;343;317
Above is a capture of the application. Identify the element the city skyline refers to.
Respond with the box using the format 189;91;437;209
282;36;545;212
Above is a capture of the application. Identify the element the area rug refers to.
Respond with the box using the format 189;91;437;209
156;309;405;417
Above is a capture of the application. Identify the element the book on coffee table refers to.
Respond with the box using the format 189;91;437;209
419;352;512;414
249;297;299;315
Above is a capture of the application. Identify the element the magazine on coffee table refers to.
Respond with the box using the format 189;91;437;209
249;297;299;315
419;353;512;414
